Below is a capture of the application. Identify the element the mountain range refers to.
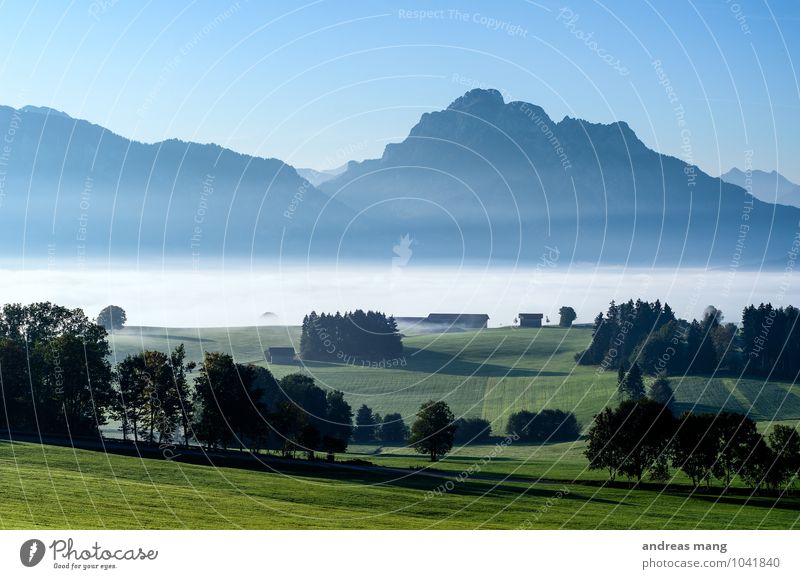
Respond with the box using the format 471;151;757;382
1;90;797;268
720;167;800;208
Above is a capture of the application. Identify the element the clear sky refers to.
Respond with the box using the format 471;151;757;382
1;0;798;180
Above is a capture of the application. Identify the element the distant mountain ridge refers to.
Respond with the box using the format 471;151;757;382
1;92;798;267
0;104;352;263
321;89;798;266
721;168;800;208
295;164;347;187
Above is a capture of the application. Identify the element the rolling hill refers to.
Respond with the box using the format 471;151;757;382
107;325;800;433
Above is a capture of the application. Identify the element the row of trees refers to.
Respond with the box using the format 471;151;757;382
0;302;113;436
0;302;357;458
300;310;403;362
579;299;742;375
354;405;495;445
115;349;355;458
586;399;800;491
741;304;800;378
506;409;581;442
353;405;409;442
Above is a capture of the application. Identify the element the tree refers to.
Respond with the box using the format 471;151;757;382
558;306;577;328
113;350;181;444
712;412;761;488
271;400;308;457
96;305;127;331
113;353;149;443
169;344;197;448
686;319;718;374
454;417;492;444
0;302;122;437
585;400;674;482
354;404;379;442
616;399;675;482
672;413;718;488
36;330;113;435
617;361;627;391
768;425;800;489
618;362;645;400
648;373;675;409
322;390;353;457
380;413;409;443
507;410;536;440
141;350;176;444
0;338;32;431
507;409;581;442
738;436;776;491
409;400;457;461
193;352;267;451
767;424;800;488
585;406;626;481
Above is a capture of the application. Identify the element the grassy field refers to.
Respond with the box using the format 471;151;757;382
6;323;786;530
109;325;800;433
1;440;798;529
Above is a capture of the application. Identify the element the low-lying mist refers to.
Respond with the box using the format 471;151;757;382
2;261;795;328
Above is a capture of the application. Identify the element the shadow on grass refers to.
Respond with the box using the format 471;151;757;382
298;348;566;377
691;492;800;511
403;347;566;377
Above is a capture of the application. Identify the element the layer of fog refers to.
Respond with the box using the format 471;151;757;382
2;261;796;328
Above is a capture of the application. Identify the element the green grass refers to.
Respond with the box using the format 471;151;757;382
109;325;800;433
23;323;791;530
1;441;798;529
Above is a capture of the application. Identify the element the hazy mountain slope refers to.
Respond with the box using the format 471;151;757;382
721;168;800;208
295;165;347;187
322;89;798;266
0;106;352;263
2;95;798;267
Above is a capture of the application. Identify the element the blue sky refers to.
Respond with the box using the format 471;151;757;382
1;0;798;180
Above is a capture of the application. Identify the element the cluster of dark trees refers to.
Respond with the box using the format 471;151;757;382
506;409;581;442
0;301;357;458
0;302;113;436
578;299;741;375
354;405;494;445
586;398;800;491
299;310;403;362
118;350;354;458
741;304;800;379
353;404;410;442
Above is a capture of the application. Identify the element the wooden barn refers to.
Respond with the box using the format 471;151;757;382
518;313;544;328
266;347;297;364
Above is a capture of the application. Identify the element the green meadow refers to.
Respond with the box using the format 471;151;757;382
108;325;800;433
2;324;796;530
1;440;798;529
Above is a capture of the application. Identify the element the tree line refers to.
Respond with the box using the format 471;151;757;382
116;350;355;458
579;299;783;376
586;398;800;491
0;302;356;457
355;402;582;459
300;310;403;362
0;302;112;436
741;304;800;379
